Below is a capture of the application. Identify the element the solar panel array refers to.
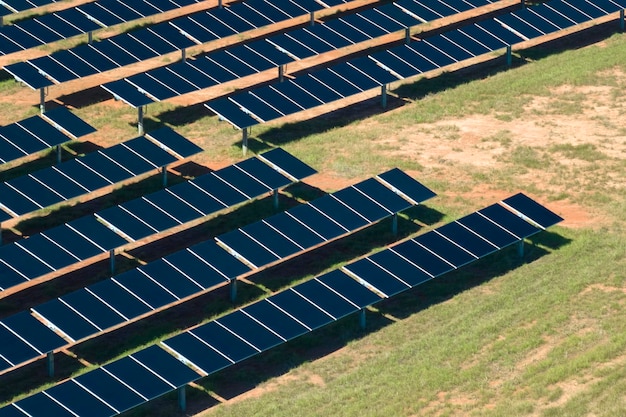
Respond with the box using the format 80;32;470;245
0;168;433;374
0;193;562;417
0;0;62;15
0;148;316;294
4;0;351;90
0;107;94;167
0;127;201;219
0;0;203;57
101;0;497;105
205;0;626;129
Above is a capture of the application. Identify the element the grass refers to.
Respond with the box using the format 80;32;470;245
0;17;625;417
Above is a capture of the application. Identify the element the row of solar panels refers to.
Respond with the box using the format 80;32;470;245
0;167;434;375
0;127;201;220
102;0;498;107
205;0;626;129
3;0;352;88
0;0;203;55
0;193;563;417
0;148;315;293
0;0;60;16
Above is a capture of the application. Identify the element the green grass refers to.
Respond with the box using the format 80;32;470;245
1;18;625;417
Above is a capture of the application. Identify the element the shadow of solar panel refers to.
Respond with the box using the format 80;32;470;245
162;249;231;289
139;260;203;299
217;310;284;350
353;178;412;213
87;279;152;319
16;235;80;270
0;244;54;279
479;204;540;239
263;212;325;249
344;258;410;297
12;392;77;417
239;221;303;257
413;232;477;268
132;345;200;388
189;321;258;363
34;300;100;341
332;187;390;222
162;332;232;374
435;222;498;258
74;368;145;413
105;356;174;399
391;240;455;277
318;269;382;307
2;312;66;354
114;270;178;309
61;288;127;330
0;326;40;367
268;289;334;330
501;193;563;229
456;212;518;249
218;229;281;267
287;204;346;240
243;300;309;340
45;380;115;417
293;278;359;320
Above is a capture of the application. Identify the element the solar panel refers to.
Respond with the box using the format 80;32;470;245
412;231;477;268
188;321;258;362
500;193;564;229
478;204;540;239
435;222;498;258
101;80;155;108
44;381;115;417
33;300;100;342
243;299;309;340
391;239;455;277
205;98;260;129
456;211;519;249
11;392;76;417
87;279;152;319
367;249;432;287
74;368;145;412
162;332;232;375
217;310;284;350
344;258;410;297
104;356;175;399
268;289;334;330
41;106;96;139
293;278;359;319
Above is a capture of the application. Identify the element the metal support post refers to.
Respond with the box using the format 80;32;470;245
273;189;279;209
506;45;512;67
392;213;398;236
56;144;62;164
162;166;168;187
230;279;237;302
110;250;115;275
218;0;222;8
310;11;314;26
181;48;186;62
242;128;248;156
359;309;366;329
620;9;625;32
88;31;93;44
405;27;410;44
517;240;524;258
39;88;46;113
178;386;187;411
278;65;284;82
47;352;55;377
137;106;144;135
0;17;3;27
381;84;387;108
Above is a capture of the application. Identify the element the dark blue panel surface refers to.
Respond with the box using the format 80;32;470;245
218;229;280;267
348;55;399;85
79;152;134;183
456;212;519;249
287;30;334;54
268;289;334;330
231;93;284;122
105;356;173;399
144;67;196;96
132;345;199;388
113;269;178;309
191;173;249;206
358;7;405;33
249;86;304;116
205;98;259;129
34;300;100;341
394;0;441;21
109;34;156;61
241;221;303;258
0;243;54;279
353;178;412;213
391;239;454;277
227;2;273;27
424;35;474;61
167;61;216;90
54;8;102;32
0;183;42;215
259;147;316;181
544;1;591;24
377;168;436;204
2;311;65;353
501;193;563;229
344;258;409;297
139;260;202;298
213;165;272;197
368;249;432;287
14;393;75;417
317;269;382;308
413;232;476;267
127;73;177;101
77;3;124;26
342;13;389;38
99;144;154;175
0;326;39;365
333;187;390;222
287;204;346;240
166;182;226;215
163;332;232;374
218;310;284;350
325;19;372;43
146;23;195;50
190;321;258;362
243;300;308;340
93;39;139;67
101;80;154;108
476;19;525;45
124;134;181;166
529;5;578;29
479;204;540;239
42;106;96;138
0;262;27;291
264;213;325;249
96;206;157;241
8;175;62;208
236;157;292;190
164;249;231;288
74;368;145;413
16;234;79;270
294;278;359;320
268;34;315;59
457;24;510;51
61;288;126;330
88;279;152;319
440;30;491;57
143;192;200;224
42;224;104;260
0;123;49;153
210;7;256;32
189;240;251;279
120;198;181;231
0;405;27;417
46;381;115;417
58;159;112;191
2;62;53;89
309;195;369;231
435;222;498;258
30;55;77;83
310;70;362;98
293;76;343;102
245;40;292;66
270;81;323;110
0;136;26;164
496;13;546;38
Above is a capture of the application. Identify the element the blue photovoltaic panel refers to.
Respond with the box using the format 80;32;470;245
353;178;412;213
214;164;273;196
162;332;233;374
236;157;292;190
268;289;334;330
344;258;410;297
42;106;96;139
74;368;145;413
165;182;226;215
142;193;200;225
456;212;519;249
478;204;540;239
258;147;317;181
132;345;200;388
69;215;130;251
435;222;498;258
101;80;155;108
231;93;284;122
218;229;281;267
16;235;80;270
243;300;309;340
287;204;346;240
309;195;369;231
391;239;454;277
87;279;152;319
33;300;100;341
501;192;564;229
317;269;382;308
61;289;127;330
332;187;390;222
0;405;27;417
120;198;181;231
205;97;260;129
0;243;54;280
40;224;105;261
237;221;303;257
293;278;358;320
104;356;173;399
45;382;115;417
310;70;362;97
1;311;66;354
96;206;158;241
367;249;432;287
412;231;477;268
12;392;76;417
293;76;343;102
162;248;234;289
191;173;249;206
263;212;325;249
113;270;178;309
377;168;436;204
217;310;284;350
190;321;259;362
139;260;203;299
0;326;40;367
252;85;305;115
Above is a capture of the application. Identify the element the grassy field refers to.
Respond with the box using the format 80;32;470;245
0;18;625;417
